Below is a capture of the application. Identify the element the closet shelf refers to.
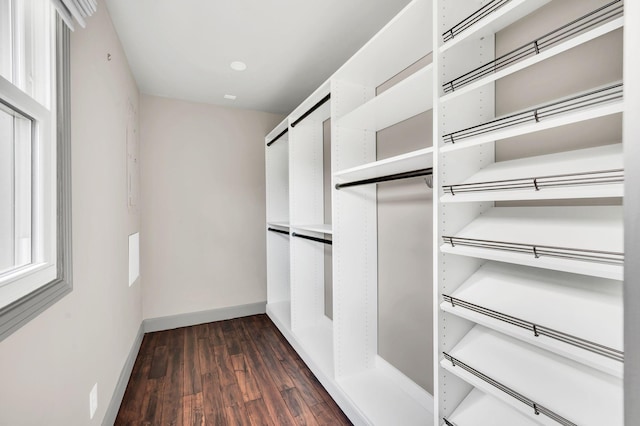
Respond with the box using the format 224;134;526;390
441;262;623;376
441;144;623;202
441;326;623;426
267;222;291;229
440;83;623;153
440;0;551;53
291;224;332;235
439;206;624;280
441;0;623;100
442;388;542;426
337;65;433;132
338;364;433;426
335;147;434;183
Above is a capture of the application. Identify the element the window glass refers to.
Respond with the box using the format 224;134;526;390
0;105;32;277
0;0;12;82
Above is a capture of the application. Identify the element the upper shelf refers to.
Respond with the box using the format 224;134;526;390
337;65;434;132
441;326;623;426
334;0;432;87
440;82;623;152
440;206;624;280
291;224;333;235
439;0;551;53
441;144;623;202
335;147;434;186
441;261;623;377
441;0;624;102
443;388;542;426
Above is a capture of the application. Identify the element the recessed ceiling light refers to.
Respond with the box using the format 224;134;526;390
224;94;237;100
230;61;247;71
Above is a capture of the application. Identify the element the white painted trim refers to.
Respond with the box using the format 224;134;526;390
101;323;144;426
142;302;266;333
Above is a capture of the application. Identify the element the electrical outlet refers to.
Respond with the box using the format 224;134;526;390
89;383;98;419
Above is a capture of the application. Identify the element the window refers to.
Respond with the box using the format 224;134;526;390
0;0;72;341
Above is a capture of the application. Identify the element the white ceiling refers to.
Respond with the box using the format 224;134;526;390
104;0;413;115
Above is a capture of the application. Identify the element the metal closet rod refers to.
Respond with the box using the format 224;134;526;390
442;0;511;43
266;128;288;147
267;227;289;235
442;0;623;93
335;167;433;190
442;353;577;426
442;83;623;144
290;93;331;128
291;232;332;245
442;418;457;426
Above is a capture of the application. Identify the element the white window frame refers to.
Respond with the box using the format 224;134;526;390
0;6;72;342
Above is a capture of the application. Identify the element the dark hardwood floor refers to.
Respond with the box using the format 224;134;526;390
115;314;352;425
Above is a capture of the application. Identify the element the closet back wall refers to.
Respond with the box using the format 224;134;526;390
495;0;623;171
140;96;283;320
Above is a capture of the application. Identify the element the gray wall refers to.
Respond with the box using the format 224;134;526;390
139;95;283;320
376;111;434;394
495;0;622;163
0;3;142;424
324;119;333;319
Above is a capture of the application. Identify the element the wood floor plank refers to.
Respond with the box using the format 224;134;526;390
245;398;276;426
149;345;169;379
281;387;320;426
160;341;184;426
309;402;347;426
184;326;203;396
221;382;245;408
201;372;226;426
117;351;152;423
197;338;216;375
221;319;243;355
236;323;298;426
141;378;164;425
182;393;205;426
230;353;262;402
279;357;323;407
208;321;226;346
213;344;237;387
225;403;253;426
115;315;351;426
251;330;295;392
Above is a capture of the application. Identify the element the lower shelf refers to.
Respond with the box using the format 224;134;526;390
339;360;434;426
443;388;543;426
441;262;623;376
267;308;435;426
441;326;623;426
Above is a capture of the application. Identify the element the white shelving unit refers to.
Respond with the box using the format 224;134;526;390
265;0;635;424
435;1;626;426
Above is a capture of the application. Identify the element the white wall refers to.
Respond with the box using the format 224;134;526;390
0;3;142;425
140;95;283;320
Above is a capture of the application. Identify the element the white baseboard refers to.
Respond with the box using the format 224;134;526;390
102;323;144;426
143;301;267;333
